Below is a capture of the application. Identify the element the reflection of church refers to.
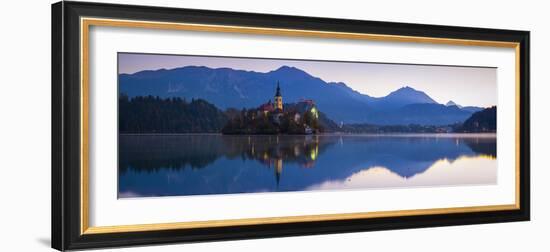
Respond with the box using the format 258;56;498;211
253;135;320;186
274;158;283;186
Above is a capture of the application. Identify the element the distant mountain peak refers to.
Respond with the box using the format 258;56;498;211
388;86;422;95
266;65;317;82
399;86;415;91
445;100;462;108
373;85;437;109
388;86;433;99
271;65;308;75
276;65;298;71
328;81;347;87
173;65;208;71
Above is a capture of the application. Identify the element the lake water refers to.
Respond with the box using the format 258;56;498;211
118;134;497;198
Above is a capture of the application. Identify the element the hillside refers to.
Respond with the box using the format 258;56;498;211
119;95;228;133
455;106;497;133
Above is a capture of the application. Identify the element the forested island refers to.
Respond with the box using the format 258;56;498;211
221;105;323;135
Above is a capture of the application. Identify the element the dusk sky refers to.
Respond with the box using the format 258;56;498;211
119;53;497;107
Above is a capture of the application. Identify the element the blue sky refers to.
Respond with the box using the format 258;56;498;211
119;53;497;107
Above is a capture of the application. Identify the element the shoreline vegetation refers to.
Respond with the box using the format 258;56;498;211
119;94;497;135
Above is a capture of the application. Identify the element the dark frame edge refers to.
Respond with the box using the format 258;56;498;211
519;31;531;222
52;1;64;251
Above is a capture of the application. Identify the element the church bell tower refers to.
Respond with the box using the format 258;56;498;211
274;82;283;111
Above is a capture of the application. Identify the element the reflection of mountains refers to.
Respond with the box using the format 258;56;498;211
318;136;495;180
119;134;496;191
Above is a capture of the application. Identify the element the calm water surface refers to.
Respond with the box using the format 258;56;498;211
118;134;496;198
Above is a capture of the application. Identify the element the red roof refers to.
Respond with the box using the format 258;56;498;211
299;99;315;105
259;101;274;112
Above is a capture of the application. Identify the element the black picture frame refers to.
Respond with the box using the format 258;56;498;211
52;1;530;251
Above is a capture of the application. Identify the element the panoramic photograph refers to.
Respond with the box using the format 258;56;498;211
117;53;497;198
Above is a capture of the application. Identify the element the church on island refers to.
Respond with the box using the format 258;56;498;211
221;81;321;135
258;82;285;124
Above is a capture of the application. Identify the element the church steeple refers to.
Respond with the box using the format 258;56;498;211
275;82;282;97
274;81;283;111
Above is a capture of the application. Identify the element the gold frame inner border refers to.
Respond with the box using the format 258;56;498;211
79;17;521;235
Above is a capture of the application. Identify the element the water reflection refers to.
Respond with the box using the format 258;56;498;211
118;134;496;198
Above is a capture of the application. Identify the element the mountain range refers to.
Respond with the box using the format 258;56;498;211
119;65;484;125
